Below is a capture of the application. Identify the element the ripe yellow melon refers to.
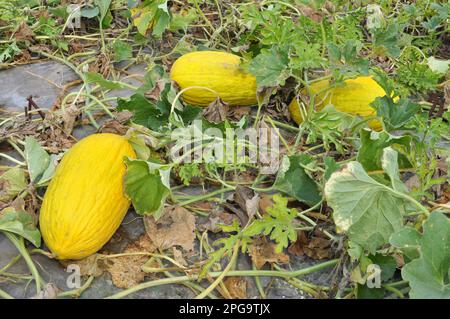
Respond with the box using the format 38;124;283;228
288;76;386;131
39;133;136;260
170;51;257;106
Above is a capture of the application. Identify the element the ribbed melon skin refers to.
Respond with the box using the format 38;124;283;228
170;51;257;106
39;133;136;260
288;76;386;131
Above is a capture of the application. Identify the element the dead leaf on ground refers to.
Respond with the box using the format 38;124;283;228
105;234;156;289
14;22;34;41
31;283;59;299
232;185;260;225
173;247;188;267
249;237;290;269
228;106;251;121
197;207;239;233
288;231;332;260
259;195;274;215
144;206;196;252
203;97;229;124
60;254;105;278
224;277;247;299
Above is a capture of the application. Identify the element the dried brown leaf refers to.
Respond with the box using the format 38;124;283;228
31;283;59;299
203;97;229;124
61;254;105;278
105;234;156;289
224;277;247;299
249;237;290;269
14;22;34;41
288;231;332;260
144;206;196;251
197;208;238;233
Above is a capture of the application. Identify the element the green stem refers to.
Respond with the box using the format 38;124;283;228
4;233;43;294
175;187;234;206
0;288;14;299
58;276;94;298
195;240;241;299
107;259;338;299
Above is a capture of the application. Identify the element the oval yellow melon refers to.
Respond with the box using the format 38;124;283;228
39;133;136;260
288;76;386;131
170;51;257;106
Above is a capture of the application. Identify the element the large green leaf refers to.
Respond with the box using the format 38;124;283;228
325;148;409;253
396;211;450;299
0;209;41;247
273;154;321;206
24;137;56;185
124;158;171;219
357;129;412;172
248;47;289;88
370;97;421;130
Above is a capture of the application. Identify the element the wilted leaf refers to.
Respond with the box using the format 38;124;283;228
249;237;289;269
288;231;332;260
224;277;247;299
0;167;27;203
31;283;59;299
203;97;229;124
61;254;105;278
106;235;155;289
144;206;196;252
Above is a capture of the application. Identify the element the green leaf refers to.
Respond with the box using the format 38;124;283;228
325;148;409;253
169;9;197;32
324;157;341;181
117;94;163;130
370;96;421;130
357;129;412;172
131;0;170;37
124;158;171;219
390;227;421;260
113;40;133;62
356;284;385;299
273;154;322;206
248;47;289;88
86;72;129;90
369;254;397;281
151;1;170;37
24;137;55;184
328;40;369;76
244;194;297;253
94;0;111;22
372;23;402;57
427;57;450;74
80;7;100;19
0;209;41;247
399;211;450;299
